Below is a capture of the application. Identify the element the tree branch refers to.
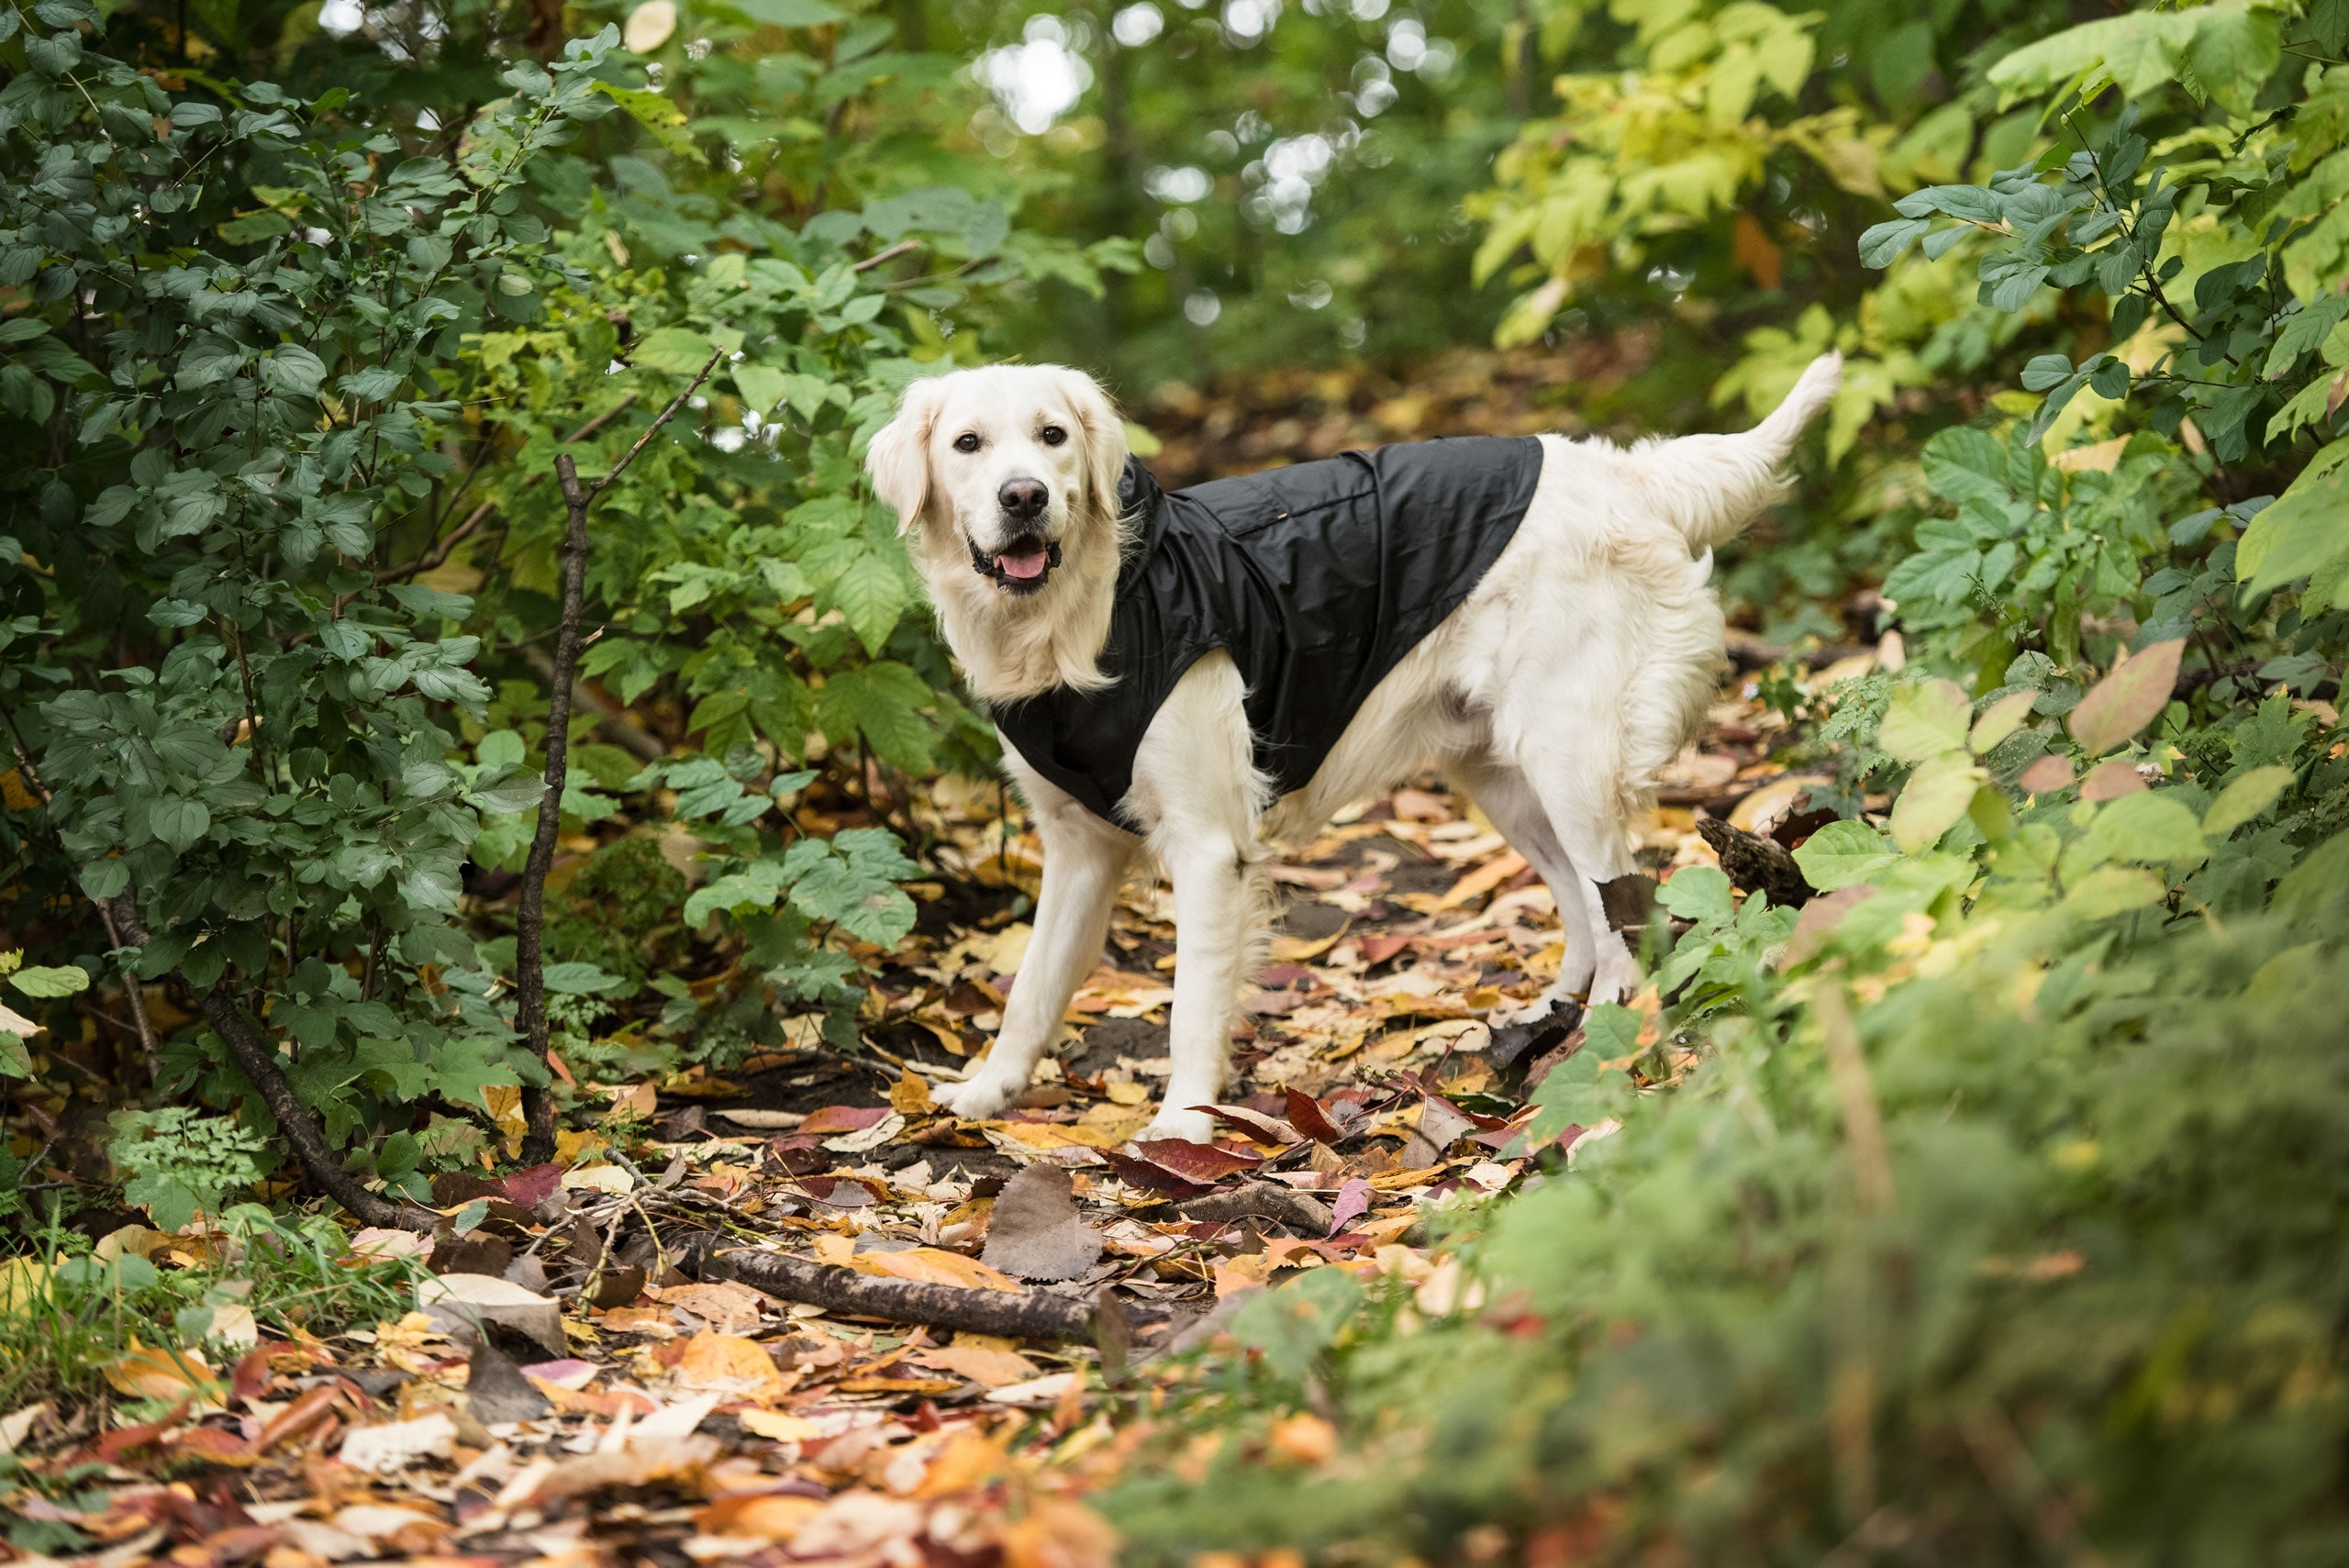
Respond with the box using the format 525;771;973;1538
515;348;724;1164
685;1235;1168;1344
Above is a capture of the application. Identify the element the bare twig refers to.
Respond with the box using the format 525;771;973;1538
515;348;724;1164
851;238;921;273
373;395;646;586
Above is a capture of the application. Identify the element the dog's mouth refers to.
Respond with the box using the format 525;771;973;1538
970;536;1062;595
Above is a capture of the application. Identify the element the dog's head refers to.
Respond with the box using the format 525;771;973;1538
864;364;1130;602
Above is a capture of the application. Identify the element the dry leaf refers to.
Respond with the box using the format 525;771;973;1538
104;1339;213;1403
851;1247;1024;1294
914;1344;1043;1388
888;1066;935;1116
983;1371;1080;1407
980;1164;1104;1283
417;1273;566;1357
337;1411;456;1473
675;1331;792;1397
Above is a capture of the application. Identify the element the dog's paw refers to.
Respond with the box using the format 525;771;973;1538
1134;1106;1216;1147
1586;953;1644;1008
930;1073;1019;1121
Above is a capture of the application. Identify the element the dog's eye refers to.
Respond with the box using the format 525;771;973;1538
1040;425;1067;447
953;432;982;453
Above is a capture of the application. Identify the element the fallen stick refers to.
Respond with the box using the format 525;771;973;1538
683;1237;1166;1345
1174;1182;1335;1238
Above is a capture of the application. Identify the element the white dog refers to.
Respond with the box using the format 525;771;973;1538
866;354;1840;1143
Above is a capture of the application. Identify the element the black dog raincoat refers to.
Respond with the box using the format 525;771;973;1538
992;437;1545;826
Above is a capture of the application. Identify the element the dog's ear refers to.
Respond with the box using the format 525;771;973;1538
1055;367;1130;523
865;378;945;536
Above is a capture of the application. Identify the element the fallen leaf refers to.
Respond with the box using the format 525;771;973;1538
888;1067;935;1116
1000;1497;1120;1568
1437;851;1528;909
337;1411;456;1473
800;1104;893;1137
104;1339;214;1403
1098;1148;1213;1197
676;1331;792;1397
1200;1104;1301;1144
1284;1088;1347;1145
737;1409;826;1441
562;1163;636;1195
1327;1177;1374;1236
852;1247;1024;1294
417;1273;566;1357
1133;1139;1266;1183
465;1333;553;1425
913;1343;1043;1388
650;1279;769;1330
983;1371;1080;1407
980;1163;1105;1282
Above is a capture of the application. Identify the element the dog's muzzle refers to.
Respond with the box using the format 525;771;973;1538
970;535;1062;595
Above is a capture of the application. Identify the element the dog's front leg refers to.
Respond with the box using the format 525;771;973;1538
1141;830;1264;1144
934;793;1137;1121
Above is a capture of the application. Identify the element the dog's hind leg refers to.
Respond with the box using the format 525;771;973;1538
1501;715;1648;1007
934;773;1139;1121
1447;753;1598;1025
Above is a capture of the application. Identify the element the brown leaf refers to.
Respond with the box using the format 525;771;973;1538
1200;1104;1301;1144
913;1343;1043;1388
417;1273;566;1358
2018;754;2076;795
2079;759;2148;800
1132;1139;1267;1183
980;1164;1105;1283
2068;639;2183;756
1098;1148;1213;1198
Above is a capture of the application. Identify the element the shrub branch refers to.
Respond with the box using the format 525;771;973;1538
515;347;725;1164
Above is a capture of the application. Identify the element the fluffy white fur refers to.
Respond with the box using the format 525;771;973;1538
866;355;1842;1143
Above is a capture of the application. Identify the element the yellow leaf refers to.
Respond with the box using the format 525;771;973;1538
887;1067;934;1117
848;1247;1023;1294
105;1338;214;1403
738;1409;825;1442
0;1259;51;1318
676;1330;792;1397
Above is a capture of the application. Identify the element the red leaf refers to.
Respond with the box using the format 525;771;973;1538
1098;1149;1214;1198
1284;1087;1346;1146
1132;1139;1265;1183
496;1163;564;1207
798;1105;892;1137
1200;1104;1300;1144
95;1399;193;1462
1358;934;1412;965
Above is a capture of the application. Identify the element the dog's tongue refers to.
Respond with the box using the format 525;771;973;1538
994;544;1050;581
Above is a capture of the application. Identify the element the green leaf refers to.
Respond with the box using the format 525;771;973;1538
2237;442;2349;593
8;965;90;998
2202;764;2294;838
1230;1266;1362;1381
708;0;846;23
150;796;211;854
734;362;789;413
1793;820;1902;892
542;961;628;995
591;81;697;157
2067;640;2183;757
1890;755;1985;853
633;327;718;374
1969;691;2037;754
1879;678;1973;763
2075;791;2208;871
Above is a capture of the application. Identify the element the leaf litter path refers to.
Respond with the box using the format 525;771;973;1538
5;662;1867;1568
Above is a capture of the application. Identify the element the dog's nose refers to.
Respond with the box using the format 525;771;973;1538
998;478;1049;521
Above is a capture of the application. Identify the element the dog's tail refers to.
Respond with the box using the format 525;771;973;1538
1650;351;1842;552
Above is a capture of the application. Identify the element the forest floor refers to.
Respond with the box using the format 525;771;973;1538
0;631;1894;1568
